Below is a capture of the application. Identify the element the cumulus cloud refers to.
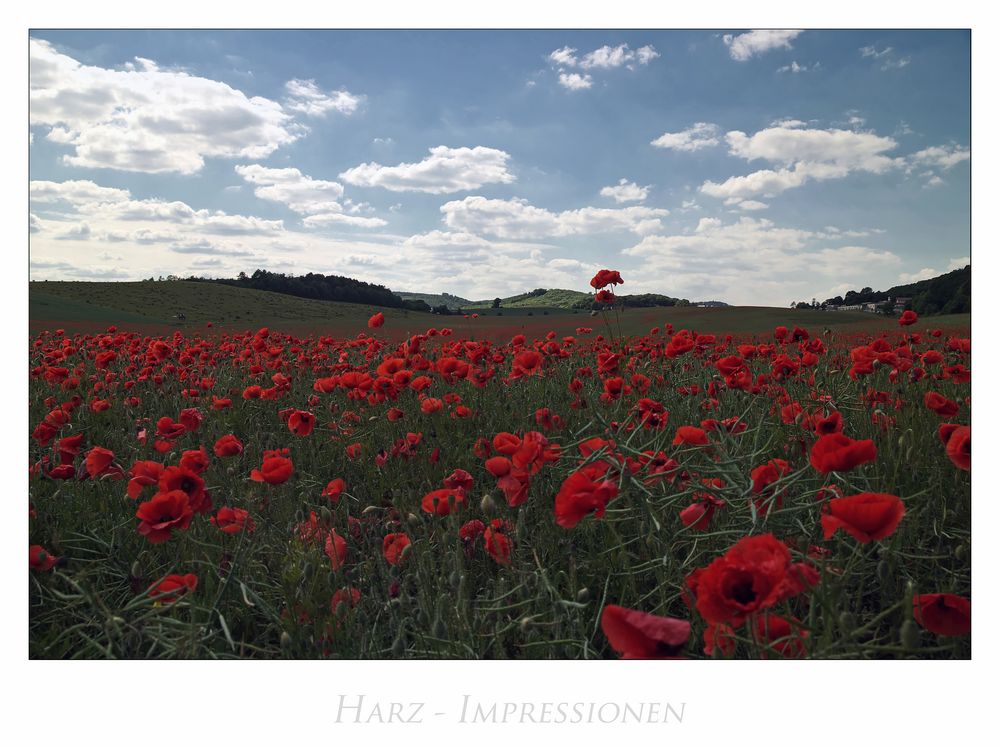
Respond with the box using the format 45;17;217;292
909;144;970;170
30;179;130;206
548;43;659;70
558;72;593;90
723;30;802;61
339;146;515;194
235;164;345;213
30;38;306;174
700;125;901;200
622;216;901;305
651;122;720;152
440;196;668;239
600;178;650;203
283;79;362;117
301;213;388;229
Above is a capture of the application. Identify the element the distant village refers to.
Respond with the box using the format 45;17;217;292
792;296;911;314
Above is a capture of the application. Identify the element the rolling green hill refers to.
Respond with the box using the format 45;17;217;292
394;291;475;310
29;280;424;331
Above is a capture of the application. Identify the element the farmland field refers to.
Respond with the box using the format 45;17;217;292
28;280;971;659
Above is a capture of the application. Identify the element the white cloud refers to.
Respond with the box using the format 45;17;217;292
910;144;970;170
549;43;659;70
776;61;818;73
30;37;303;174
700;125;900;200
29;214;42;233
30;179;130;205
651;122;720;152
948;256;970;271
235;164;345;213
339;146;515;193
440;196;668;239
723;30;802;61
599;178;650;203
548;47;579;67
558;72;593;90
898;267;941;284
622;216;901;305
302;213;388;229
923;175;946;189
283;79;362;117
860;46;911;71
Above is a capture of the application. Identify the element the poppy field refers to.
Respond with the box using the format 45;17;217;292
28;271;971;659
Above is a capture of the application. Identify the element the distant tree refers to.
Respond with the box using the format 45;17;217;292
880;301;895;316
796;302;812;310
676;299;691;307
492;297;502;309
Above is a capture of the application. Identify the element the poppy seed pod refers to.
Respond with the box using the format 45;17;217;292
576;587;591;604
900;619;920;650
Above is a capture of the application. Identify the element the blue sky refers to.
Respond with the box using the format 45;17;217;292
29;29;970;305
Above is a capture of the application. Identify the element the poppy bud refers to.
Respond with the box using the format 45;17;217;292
294;509;304;523
955;543;968;561
280;631;293;650
407;513;421;527
130;560;142;578
519;615;535;633
900;619;920;650
391;633;406;656
838;612;856;633
320;506;332;524
877;559;891;584
576;587;590;604
362;505;380;516
449;569;460;589
399;543;412;562
480;493;497;513
302;562;314;579
432;616;447;638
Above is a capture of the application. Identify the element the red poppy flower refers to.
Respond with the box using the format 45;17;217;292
136;490;194;544
809;433;877;473
600;604;690;659
210;506;255;534
590;269;624;290
148;573;198;603
924;391;959;418
692;533;792;627
159;465;211;514
85;446;115;478
443;468;474;492
251;455;293;485
821;492;905;543
943;425;970;471
554;465;619;529
325;530;348;569
383;533;411;565
30;544;60;572
753;614;808;658
673;425;709;447
331;587;361;613
368;312;385;328
483;520;513;565
127;460;164;499
287;409;316;436
898;310;918;326
421;488;466;515
322;478;347;504
180;447;210;474
912;593;970;636
213;434;244;458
